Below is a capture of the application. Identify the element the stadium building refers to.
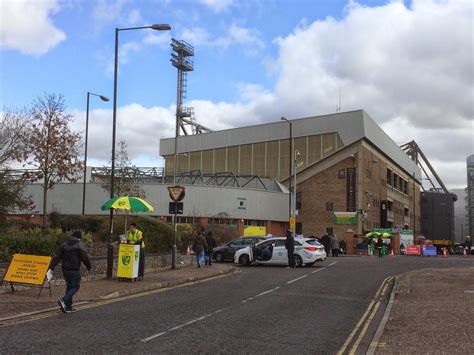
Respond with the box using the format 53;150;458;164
160;110;422;244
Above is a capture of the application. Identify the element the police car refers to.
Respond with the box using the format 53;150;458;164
234;237;326;267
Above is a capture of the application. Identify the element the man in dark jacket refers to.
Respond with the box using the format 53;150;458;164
205;231;217;266
285;229;295;268
50;230;91;313
192;230;208;268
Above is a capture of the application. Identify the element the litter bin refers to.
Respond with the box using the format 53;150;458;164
117;243;140;281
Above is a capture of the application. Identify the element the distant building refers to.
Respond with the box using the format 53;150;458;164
451;188;468;243
420;191;456;243
467;155;474;238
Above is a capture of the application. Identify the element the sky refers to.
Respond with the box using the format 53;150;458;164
0;0;473;189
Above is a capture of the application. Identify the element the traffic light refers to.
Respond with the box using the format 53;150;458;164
169;202;184;215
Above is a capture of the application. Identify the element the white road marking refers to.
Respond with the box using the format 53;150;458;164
141;331;167;342
464;290;474;293
143;261;338;343
287;275;308;284
255;286;280;298
141;313;213;342
311;267;327;274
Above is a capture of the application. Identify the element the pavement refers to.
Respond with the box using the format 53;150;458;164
0;256;472;354
0;261;236;321
374;266;474;354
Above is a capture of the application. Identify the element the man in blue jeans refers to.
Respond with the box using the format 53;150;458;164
50;231;91;313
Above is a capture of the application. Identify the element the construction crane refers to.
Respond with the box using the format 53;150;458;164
400;140;449;193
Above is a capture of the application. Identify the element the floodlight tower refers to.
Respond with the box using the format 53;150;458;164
171;39;194;140
170;39;194;269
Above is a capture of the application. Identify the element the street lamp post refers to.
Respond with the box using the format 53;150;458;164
280;117;292;223
107;23;171;279
293;149;300;232
82;92;109;215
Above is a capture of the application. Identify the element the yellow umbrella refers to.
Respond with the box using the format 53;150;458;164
101;196;154;234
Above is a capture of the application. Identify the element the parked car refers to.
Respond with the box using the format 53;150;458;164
234;237;326;267
213;236;266;262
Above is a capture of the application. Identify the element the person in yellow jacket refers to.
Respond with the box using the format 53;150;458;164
128;223;145;280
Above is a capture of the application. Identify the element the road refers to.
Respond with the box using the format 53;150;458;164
1;256;472;354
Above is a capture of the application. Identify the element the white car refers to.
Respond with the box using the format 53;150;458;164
234;237;326;267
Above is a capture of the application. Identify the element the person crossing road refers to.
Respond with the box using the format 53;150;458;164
285;229;295;268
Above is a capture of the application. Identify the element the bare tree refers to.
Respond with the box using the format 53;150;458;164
101;139;147;198
24;93;83;227
0;109;30;166
0;109;34;222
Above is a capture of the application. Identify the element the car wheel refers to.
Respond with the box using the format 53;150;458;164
215;252;225;263
294;254;303;267
239;254;251;266
305;262;315;267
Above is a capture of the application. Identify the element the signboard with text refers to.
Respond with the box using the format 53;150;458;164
422;246;437;256
333;212;358;225
3;254;51;286
244;226;267;236
406;245;421;256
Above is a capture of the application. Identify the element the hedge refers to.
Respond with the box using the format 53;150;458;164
0;227;67;262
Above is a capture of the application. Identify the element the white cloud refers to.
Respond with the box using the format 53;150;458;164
179;24;264;54
92;0;128;27
180;27;212;47
71;104;176;165
127;9;142;25
142;32;171;46
0;0;66;56
199;0;234;13
87;0;473;189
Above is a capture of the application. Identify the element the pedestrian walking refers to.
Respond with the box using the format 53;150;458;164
376;236;384;258
330;234;340;257
192;229;208;268
49;230;91;314
466;236;472;255
285;229;295;268
205;231;217;266
321;233;331;256
127;222;145;280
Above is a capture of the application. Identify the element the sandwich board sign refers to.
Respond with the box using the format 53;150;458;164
167;185;185;202
2;254;52;298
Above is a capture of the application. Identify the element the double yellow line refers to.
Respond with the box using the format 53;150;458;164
337;276;393;355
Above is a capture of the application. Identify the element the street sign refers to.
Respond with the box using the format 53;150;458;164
169;202;184;215
167;185;185;202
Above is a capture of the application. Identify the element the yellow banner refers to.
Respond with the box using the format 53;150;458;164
289;216;295;230
244;226;267;236
117;244;139;278
3;254;51;286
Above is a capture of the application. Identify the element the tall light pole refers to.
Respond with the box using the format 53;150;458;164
280;117;292;222
107;23;171;279
82;92;109;215
293;149;300;233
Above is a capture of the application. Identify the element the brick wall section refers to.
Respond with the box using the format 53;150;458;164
296;141;421;253
297;157;357;239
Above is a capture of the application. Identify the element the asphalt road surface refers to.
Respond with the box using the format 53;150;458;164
1;256;472;354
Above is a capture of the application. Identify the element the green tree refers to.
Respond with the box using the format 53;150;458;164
24;93;83;228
